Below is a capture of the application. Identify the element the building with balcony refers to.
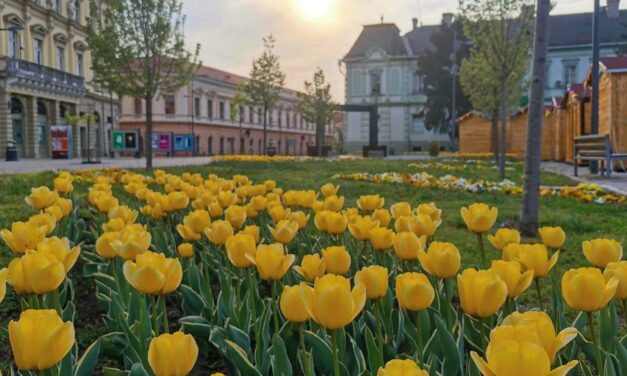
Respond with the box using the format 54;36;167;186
120;64;323;156
0;0;119;159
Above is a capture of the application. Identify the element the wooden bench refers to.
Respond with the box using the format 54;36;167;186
574;134;627;177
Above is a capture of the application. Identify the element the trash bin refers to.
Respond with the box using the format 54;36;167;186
5;140;17;161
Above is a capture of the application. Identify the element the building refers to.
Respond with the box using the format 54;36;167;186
0;0;119;159
341;10;627;154
119;64;319;156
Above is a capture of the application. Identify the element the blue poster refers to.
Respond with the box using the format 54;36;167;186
174;134;193;151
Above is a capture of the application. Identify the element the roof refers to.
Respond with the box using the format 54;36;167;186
343;23;412;59
195;64;301;96
404;25;439;56
600;56;627;72
548;10;627;47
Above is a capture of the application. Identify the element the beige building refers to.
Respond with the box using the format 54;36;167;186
0;0;118;159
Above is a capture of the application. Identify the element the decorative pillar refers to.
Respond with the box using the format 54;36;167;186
0;88;11;153
24;96;38;158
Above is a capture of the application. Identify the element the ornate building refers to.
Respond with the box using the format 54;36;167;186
0;0;118;159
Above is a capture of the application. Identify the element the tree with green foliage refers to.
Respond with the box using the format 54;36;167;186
241;35;286;155
230;86;250;154
86;0;199;169
295;68;338;157
460;0;534;179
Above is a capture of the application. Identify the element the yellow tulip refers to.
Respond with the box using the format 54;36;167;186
94;194;119;213
245;203;259;218
460;203;498;233
247;243;294;281
289;211;310;229
9;309;75;371
415;202;442;222
345;207;360;223
167;191;190;210
300;274;366;329
372;208;391;227
390;202;412;220
8;253;66;295
311;200;324;213
377;359;429;376
0;268;8;303
30;236;80;272
582;238;623;268
203;220;234;245
489;260;534;298
369;226;395;251
44;205;63;222
103;218;126;232
471;340;578;376
148;332;198;376
268;205;291;222
321;182;339;197
322;246;351;275
538;226;566;250
413;213;441;238
502;243;535;261
395;272;435;312
1;221;47;254
217;191;238;208
177;243;194;258
182;209;211;234
393;231;426;261
355;265;388;300
123;251;183;295
28;213;57;235
394;216;417;233
516;244;559;278
250;195;268;211
562;267;618;312
457;268;507;318
111;225;152;260
357;194;385;211
269;219;299;244
108;205;138;225
418;241;461;279
283;191;298;206
51;197;73;218
295;254;326;282
225;233;257;268
280;285;310;323
25;186;58;210
348;215;379;241
240;225;261;244
501;311;578;363
323;195;345;212
96;231;118;259
314;210;348;234
604;261;627;300
207;201;224;217
225;205;247;228
296;190;316;208
265;179;277;190
487;228;521;251
53;176;73;194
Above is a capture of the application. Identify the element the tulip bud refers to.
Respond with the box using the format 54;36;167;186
369;226;395;251
8;253;66;295
1;221;47;254
323;195;345;212
31;236;80;272
178;243;194;258
53;176;73;194
582;238;623;268
148;332;198;376
413;213;441;238
390;202;412;220
538;226;566;250
395;272;435;312
225;233;257;268
393;231;426;260
320;182;339;197
371;208;391;227
123;251;183;295
240;225;261;244
418;241;461;279
415;202;442;222
289;211;310;229
0;268;8;304
96;231;119;259
295;254;326;282
377;359;429;376
460;203;498;233
268;205;291;222
322;246;351;275
280;285;310;323
562;267;618;312
203;220;234;245
355;265;388;300
111;225;152;260
28;213;57;235
225;205;247;228
457;268;507;318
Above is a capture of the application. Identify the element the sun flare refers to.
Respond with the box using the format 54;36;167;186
297;0;332;20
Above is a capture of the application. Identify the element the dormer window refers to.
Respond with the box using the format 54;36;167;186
370;69;382;96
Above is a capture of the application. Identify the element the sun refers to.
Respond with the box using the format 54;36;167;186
297;0;332;20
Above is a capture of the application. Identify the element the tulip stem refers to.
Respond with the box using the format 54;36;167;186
586;311;604;375
331;329;340;376
160;295;169;334
271;281;280;334
415;312;425;368
299;324;312;376
476;233;487;268
52;289;61;315
442;278;453;330
151;295;159;335
535;279;544;312
374;300;385;363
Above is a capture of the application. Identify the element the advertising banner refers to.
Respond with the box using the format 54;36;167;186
112;130;140;152
173;134;194;152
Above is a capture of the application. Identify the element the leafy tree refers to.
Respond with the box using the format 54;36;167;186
295;68;338;157
460;0;534;179
241;35;286;155
230;86;250;154
417;20;471;136
86;0;199;169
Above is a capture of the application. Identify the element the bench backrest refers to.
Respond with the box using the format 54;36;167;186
574;134;611;155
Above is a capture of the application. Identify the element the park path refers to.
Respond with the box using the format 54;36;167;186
542;161;627;196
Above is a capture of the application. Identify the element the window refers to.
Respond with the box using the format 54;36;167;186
563;60;578;86
293;113;297;128
370;69;382;95
278;111;282;127
413;72;424;93
269;111;273;126
286;111;290;128
56;47;65;71
249;106;254;123
73;1;80;22
165;95;176;115
8;29;19;58
257;108;262;124
239;106;245;122
76;53;84;77
300;116;304;129
387;68;400;94
134;98;142;115
34;38;44;64
351;69;363;95
219;101;225;119
55;0;62;14
207;100;213;118
194;97;200;117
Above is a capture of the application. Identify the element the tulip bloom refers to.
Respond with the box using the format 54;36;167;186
247;243;295;281
268;205;291;222
0;268;8;304
390;202;412;220
96;231;118;259
582;238;623;268
377;359;429;376
413;213;441;238
323;195;345;212
471;340;578;376
348;215;379;241
538;226;566;250
562;267;618;312
177;243;194;258
203;220;234;246
369;208;391;229
415;202;442;222
123;251;183;295
357;194;385;211
604;261;627;300
111;225;152;260
25;186;59;210
395;272;435;312
321;182;339;197
108;205;138;225
148;332;198;376
314;210;348;234
249;195;268;211
487;228;521;251
394;216;416;233
225;233;257;268
181;209;211;234
9;309;75;371
322;246;351;275
417;241;461;279
240;225;260;244
225;205;247;228
269;219;299;244
295;254;326;282
489;260;534;298
8;253;66;295
393;231;426;261
28;213;57;235
300;274;366;329
53;176;73;194
369;227;395;251
516;244;559;278
355;265;388;300
289;211;310;229
94;194;119;213
280;285;310;323
31;236;80;272
460;203;498;233
457;268;507;318
1;221;47;254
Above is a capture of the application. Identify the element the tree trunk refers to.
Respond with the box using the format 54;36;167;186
499;78;508;180
145;95;153;169
263;107;267;155
491;109;499;163
521;0;551;236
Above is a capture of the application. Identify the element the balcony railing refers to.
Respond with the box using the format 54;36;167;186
0;57;86;96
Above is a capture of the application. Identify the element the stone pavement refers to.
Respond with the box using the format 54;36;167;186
542;161;627;196
0;156;214;174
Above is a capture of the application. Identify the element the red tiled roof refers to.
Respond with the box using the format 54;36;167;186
600;56;627;72
567;83;590;99
195;64;301;96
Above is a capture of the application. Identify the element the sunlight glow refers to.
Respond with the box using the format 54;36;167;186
297;0;332;20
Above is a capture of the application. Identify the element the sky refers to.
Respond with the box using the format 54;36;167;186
182;0;626;100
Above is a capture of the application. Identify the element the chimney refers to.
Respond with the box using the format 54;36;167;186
442;13;454;27
412;17;418;30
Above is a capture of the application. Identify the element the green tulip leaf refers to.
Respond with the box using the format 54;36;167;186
304;330;334;375
364;326;383;373
224;339;262;376
73;336;102;376
179;315;212;339
180;284;207;315
128;363;150;376
434;314;462;376
270;334;293;376
613;338;627;375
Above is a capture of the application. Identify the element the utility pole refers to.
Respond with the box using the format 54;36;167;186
190;75;196;156
590;0;600;174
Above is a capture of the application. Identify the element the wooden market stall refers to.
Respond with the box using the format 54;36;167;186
560;83;591;163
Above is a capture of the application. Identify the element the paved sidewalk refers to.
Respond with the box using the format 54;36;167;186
0;156;214;174
542;161;627;195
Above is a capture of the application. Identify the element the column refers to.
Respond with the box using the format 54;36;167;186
0;88;11;153
22;23;33;62
24;96;38;158
46;29;55;69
